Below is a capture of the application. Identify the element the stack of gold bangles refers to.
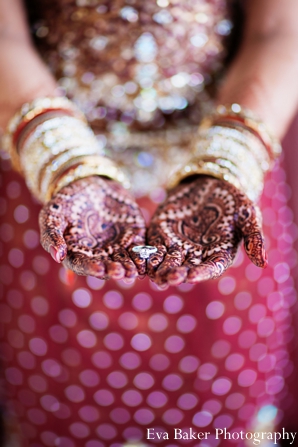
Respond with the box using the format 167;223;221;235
2;96;130;203
3;98;281;204
167;103;282;202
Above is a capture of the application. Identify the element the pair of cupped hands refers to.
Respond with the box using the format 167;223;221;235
39;175;267;287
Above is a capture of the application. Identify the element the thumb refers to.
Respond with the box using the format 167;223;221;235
238;203;268;268
39;199;68;263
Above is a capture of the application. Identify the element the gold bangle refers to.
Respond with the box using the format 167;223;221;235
167;123;270;202
2;97;86;172
200;103;282;159
49;156;130;202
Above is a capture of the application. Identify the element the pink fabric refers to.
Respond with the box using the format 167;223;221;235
0;153;297;446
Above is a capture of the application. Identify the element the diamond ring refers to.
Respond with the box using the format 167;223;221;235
132;245;158;259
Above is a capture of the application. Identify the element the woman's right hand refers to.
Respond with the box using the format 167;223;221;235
39;176;147;280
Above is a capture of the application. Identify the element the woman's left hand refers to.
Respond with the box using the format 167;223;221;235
147;176;267;287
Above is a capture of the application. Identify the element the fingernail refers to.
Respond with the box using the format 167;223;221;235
49;245;61;263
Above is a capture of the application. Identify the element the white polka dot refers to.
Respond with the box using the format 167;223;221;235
29;338;47;356
149;354;170;371
162;408;183;425
96;423;117;440
18;315;35;333
245;264;262;282
257;277;275;296
192;411;213;427
61;349;82;367
79;406;100;423
132;293;152;311
133;408;154;425
0;223;13;245
7;181;21;199
27;408;46;425
77;330;97;348
107;371;128;389
65;385;85;402
211;340;231;359
147;391;168;408
5;367;23;385
131;333;151;351
17;351;36;369
238;330;257;349
234;292;252;311
249;343;267;362
8;248;24;268
211;378;232;395
28;375;48;393
40;395;60;412
49;325;68;343
249;304;267;324
164;335;185;353
14;205;29;223
163;295;183;314
110;407;130;424
274;263;290;284
23;230;39;249
79;370;100;387
202;399;222;415
258;354;276;373
177;393;198;410
162;374;183;391
179;356;200;373
20;271;36;291
238;369;257;387
8;329;24;349
72;288;92;308
257;317;275;337
206;301;225;319
148;313;168;332
103;290;123;309
266;375;284;395
225;393;245;410
176;315;197;333
134;372;154;390
42;359;63;377
92;351;112;369
58;309;77;328
104;333;124;351
119;352;141;370
198;363;218;380
213;414;234;429
6;289;23;309
223;316;242;335
89;312;109;330
118;312;138;330
225;354;245;371
94;390;114;406
69;422;90;438
86;276;105;290
218;276;236;295
122;390;143;407
31;296;49;316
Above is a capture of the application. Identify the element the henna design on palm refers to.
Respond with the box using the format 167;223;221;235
39;176;146;279
147;176;267;286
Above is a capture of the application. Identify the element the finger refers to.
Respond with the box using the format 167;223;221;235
167;266;188;286
128;246;147;276
105;261;126;280
147;245;167;280
243;232;268;268
63;251;107;278
112;248;138;279
151;245;185;285
238;204;268;268
187;252;233;283
39;201;68;263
